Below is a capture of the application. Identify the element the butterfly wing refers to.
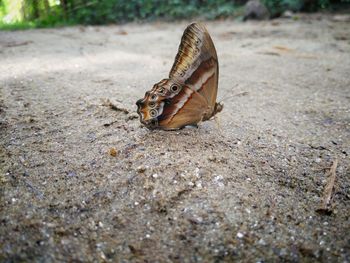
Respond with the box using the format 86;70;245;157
136;23;222;130
169;23;219;118
157;85;208;130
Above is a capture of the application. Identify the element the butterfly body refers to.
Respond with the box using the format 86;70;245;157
136;23;222;130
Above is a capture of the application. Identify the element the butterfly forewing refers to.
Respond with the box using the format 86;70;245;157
169;23;219;111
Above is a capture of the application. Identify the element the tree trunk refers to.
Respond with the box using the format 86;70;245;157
31;0;40;19
43;0;50;16
61;0;68;19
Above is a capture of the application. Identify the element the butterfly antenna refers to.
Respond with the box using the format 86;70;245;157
218;84;249;104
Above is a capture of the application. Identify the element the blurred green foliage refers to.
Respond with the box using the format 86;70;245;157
261;0;347;16
58;0;240;24
0;0;349;29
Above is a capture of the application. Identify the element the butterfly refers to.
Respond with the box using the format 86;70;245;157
136;22;223;130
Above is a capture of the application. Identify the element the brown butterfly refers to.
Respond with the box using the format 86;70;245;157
136;22;223;130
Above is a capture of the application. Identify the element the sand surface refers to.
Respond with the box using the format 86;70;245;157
1;14;349;262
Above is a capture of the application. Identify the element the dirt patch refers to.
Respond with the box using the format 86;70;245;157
0;15;349;262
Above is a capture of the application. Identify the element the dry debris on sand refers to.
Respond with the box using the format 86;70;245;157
0;15;349;262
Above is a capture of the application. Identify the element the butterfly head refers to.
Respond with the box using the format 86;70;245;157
136;79;182;129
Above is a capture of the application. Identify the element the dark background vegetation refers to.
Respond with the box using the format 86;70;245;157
0;0;349;29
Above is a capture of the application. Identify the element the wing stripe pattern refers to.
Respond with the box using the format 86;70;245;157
168;92;194;123
197;74;215;93
157;87;193;123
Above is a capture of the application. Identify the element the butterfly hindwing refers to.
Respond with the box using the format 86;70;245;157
157;85;208;130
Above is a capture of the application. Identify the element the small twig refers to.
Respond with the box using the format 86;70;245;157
3;41;33;48
103;120;118;127
309;144;329;151
233;91;249;97
316;159;338;215
102;99;129;114
273;46;294;52
257;51;280;56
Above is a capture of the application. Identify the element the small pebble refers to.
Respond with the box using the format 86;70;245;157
67;171;76;177
258;238;266;245
237;232;244;238
195;167;200;177
136;165;147;173
208;155;216;161
109;147;117;157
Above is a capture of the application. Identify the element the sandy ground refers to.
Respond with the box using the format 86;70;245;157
0;15;349;262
